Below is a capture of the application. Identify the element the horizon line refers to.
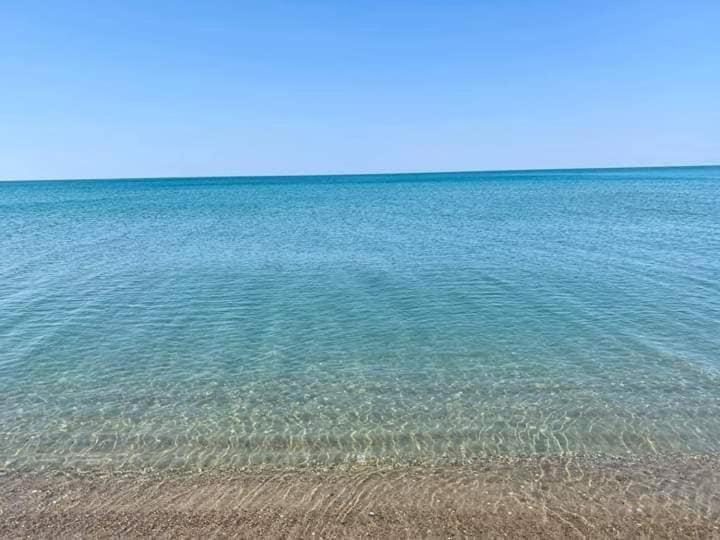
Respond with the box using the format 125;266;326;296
1;163;718;183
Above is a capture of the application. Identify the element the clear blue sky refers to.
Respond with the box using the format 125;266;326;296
2;1;719;180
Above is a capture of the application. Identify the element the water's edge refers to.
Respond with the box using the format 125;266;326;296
2;455;719;537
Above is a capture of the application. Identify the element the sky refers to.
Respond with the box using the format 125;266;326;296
1;0;719;180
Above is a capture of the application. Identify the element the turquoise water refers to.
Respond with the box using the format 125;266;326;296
1;167;719;472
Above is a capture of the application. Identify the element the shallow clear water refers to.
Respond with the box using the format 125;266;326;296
1;167;719;471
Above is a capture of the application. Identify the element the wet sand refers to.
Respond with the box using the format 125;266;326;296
2;456;719;538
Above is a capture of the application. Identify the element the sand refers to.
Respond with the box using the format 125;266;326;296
1;455;719;538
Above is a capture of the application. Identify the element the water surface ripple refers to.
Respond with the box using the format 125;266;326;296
1;167;719;472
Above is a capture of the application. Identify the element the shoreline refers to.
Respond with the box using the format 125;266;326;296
2;455;719;538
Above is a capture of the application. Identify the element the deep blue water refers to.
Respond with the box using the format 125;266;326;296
1;167;719;471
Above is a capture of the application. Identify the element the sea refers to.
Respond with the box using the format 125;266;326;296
1;166;719;473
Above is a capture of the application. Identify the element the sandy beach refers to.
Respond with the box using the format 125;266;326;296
2;455;719;538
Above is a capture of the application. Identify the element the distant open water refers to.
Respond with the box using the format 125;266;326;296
1;167;719;472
